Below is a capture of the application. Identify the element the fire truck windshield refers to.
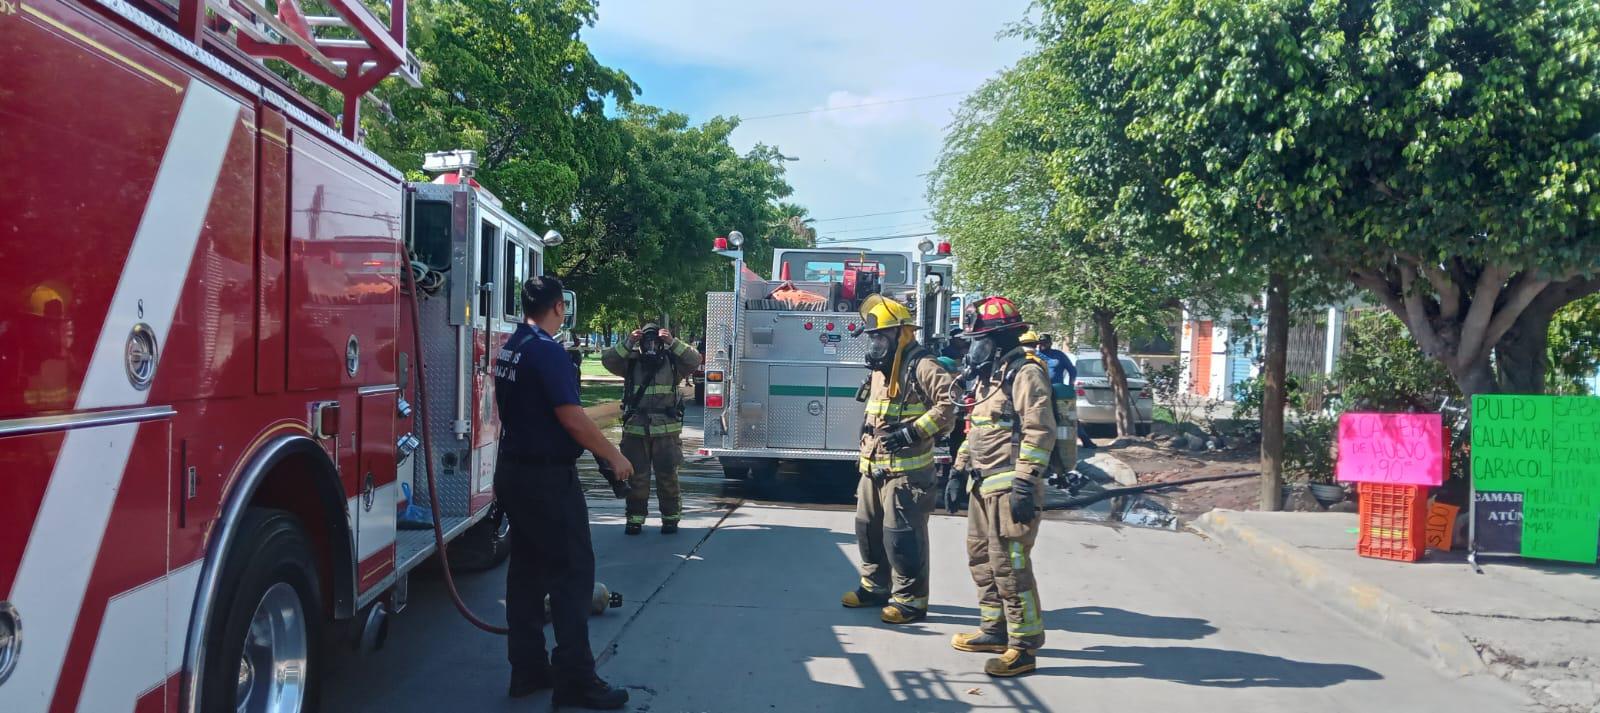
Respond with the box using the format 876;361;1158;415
780;251;909;284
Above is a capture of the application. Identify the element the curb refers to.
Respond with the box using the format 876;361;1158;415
1193;509;1487;678
1082;451;1139;487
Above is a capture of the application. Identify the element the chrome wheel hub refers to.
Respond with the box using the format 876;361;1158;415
235;582;307;713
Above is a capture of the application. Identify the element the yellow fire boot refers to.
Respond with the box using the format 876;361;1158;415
841;587;890;608
880;603;927;625
984;648;1037;677
951;630;1008;653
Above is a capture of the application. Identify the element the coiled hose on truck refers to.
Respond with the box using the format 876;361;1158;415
404;264;511;635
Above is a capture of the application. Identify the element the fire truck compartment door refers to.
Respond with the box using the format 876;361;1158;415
766;366;828;450
826;367;869;451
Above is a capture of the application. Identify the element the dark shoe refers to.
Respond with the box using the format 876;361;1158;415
1080;441;1097;449
984;648;1037;677
951;630;1008;653
509;668;553;698
840;587;890;608
624;522;642;536
552;676;630;710
661;520;679;534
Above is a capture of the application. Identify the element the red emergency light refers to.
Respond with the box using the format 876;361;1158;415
714;236;729;250
937;241;952;255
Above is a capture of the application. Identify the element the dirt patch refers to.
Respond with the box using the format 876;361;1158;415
1101;441;1263;522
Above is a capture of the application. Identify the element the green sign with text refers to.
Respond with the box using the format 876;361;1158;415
1471;395;1600;564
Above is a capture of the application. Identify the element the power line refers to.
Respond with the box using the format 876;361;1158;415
739;91;972;121
823;220;933;236
808;207;930;223
817;230;940;244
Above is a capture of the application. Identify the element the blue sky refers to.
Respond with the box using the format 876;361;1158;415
584;0;1032;255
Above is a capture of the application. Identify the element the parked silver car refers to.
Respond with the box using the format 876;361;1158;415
1072;353;1155;436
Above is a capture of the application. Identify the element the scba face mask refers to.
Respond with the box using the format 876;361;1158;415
865;331;897;373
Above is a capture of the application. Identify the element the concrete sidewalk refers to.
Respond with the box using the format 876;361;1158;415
1195;510;1600;713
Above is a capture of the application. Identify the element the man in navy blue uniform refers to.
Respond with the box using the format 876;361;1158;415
493;275;634;709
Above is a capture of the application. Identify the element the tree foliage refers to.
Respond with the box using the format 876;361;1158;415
1546;293;1600;394
1095;0;1600;396
315;0;806;335
930;57;1196;436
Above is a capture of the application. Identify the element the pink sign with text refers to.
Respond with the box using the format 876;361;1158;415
1336;412;1446;486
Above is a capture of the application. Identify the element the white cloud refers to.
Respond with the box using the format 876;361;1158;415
587;0;1032;252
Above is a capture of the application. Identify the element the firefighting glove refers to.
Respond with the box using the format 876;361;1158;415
883;422;920;454
1009;477;1038;524
945;469;968;514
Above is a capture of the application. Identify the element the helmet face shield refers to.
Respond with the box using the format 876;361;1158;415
865;330;897;372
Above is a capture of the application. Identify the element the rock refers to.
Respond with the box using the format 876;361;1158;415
1282;485;1325;512
1169;434;1194;451
1327;499;1359;513
1187;436;1209;453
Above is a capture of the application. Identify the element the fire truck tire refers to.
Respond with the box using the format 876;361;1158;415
719;458;751;480
449;502;511;572
202;508;323;713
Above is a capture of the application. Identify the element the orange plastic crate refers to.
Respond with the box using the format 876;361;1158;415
1357;483;1430;562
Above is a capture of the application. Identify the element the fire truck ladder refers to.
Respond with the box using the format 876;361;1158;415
166;0;421;137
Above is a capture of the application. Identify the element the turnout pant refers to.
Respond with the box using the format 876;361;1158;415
620;433;683;525
855;468;936;611
493;456;596;684
967;485;1045;650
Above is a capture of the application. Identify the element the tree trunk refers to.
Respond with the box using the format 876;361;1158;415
1495;288;1571;395
1260;271;1290;512
1093;309;1139;438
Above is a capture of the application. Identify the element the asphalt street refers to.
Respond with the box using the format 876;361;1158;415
321;409;1531;713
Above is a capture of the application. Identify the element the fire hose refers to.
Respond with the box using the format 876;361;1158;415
1043;471;1260;510
404;264;511;635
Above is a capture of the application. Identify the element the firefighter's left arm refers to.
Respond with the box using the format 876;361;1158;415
910;358;958;440
1013;364;1058;484
668;337;702;379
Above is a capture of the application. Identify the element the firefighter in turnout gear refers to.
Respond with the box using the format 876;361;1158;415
949;296;1056;677
842;295;956;625
602;322;701;535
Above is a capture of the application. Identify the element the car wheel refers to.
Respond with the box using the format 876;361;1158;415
202;508;322;713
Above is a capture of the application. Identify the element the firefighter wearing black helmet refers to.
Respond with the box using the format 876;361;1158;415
602;322;701;535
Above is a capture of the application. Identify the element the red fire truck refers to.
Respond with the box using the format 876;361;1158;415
0;1;556;711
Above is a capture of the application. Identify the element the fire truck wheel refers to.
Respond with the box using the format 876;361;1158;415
718;458;751;480
449;502;511;572
202;508;323;713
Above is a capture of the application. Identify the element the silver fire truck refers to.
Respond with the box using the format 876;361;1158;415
699;240;955;478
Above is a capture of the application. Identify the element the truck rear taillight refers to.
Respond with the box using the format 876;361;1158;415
706;394;724;409
707;371;724;382
1075;387;1087;398
1138;389;1152;400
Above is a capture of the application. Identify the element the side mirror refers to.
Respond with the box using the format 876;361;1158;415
561;290;577;331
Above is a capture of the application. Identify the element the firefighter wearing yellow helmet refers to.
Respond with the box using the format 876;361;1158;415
841;294;956;625
949;295;1056;677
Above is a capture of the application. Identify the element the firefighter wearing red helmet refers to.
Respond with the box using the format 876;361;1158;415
948;295;1056;677
841;295;957;625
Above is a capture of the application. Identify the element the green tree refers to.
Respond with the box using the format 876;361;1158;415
1114;0;1600;398
930;57;1198;436
549;108;797;332
1547;293;1600;394
365;0;635;223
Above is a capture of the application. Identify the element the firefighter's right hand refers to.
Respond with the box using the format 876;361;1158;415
609;477;629;499
945;469;968;514
883;423;919;453
605;454;635;485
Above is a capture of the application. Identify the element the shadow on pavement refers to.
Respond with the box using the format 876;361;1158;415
1033;645;1383;688
922;604;1218;641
